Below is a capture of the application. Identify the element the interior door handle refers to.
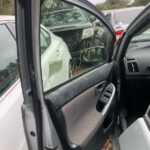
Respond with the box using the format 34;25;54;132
95;88;103;96
95;82;106;96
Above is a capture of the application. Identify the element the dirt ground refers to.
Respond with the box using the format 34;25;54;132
102;137;112;150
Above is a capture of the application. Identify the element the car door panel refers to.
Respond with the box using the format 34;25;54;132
16;0;117;149
45;63;116;149
47;82;105;149
45;63;113;110
61;83;104;148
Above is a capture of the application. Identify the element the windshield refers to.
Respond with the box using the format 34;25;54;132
131;28;150;43
128;27;150;50
41;9;89;27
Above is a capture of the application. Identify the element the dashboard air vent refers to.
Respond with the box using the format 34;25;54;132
128;62;139;73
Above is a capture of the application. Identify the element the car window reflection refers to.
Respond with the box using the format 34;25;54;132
0;25;18;95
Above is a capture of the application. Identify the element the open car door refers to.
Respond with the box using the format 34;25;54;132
16;0;117;150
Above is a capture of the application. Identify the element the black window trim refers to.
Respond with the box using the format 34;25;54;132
40;27;51;54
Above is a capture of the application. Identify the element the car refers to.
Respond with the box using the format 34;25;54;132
2;0;150;150
105;13;129;41
0;16;27;150
41;6;107;67
114;22;129;41
41;7;95;53
104;7;145;41
40;25;71;91
0;16;71;150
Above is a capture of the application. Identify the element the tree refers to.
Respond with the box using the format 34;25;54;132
106;0;121;5
96;0;127;10
133;0;150;6
0;0;14;15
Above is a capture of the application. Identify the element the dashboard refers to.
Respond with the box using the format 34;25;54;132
124;44;150;77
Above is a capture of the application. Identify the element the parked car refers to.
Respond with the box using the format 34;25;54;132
105;13;128;40
41;7;109;72
104;7;144;41
0;15;71;150
0;16;27;150
41;8;94;53
114;22;129;41
40;25;71;91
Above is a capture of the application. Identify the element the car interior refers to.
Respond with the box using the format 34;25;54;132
108;22;150;150
120;25;150;129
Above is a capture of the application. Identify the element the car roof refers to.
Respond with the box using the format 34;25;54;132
0;15;15;23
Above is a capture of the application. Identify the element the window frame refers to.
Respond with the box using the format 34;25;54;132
40;27;51;54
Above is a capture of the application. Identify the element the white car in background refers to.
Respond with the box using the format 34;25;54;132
40;25;71;91
0;16;71;150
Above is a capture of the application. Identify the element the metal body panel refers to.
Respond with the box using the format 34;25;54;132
0;81;28;150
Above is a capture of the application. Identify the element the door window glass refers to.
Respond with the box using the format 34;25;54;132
0;25;18;95
40;0;114;91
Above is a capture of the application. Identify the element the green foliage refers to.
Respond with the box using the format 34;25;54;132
96;0;127;10
0;0;149;16
132;0;150;6
96;0;150;10
41;0;73;15
0;0;14;15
